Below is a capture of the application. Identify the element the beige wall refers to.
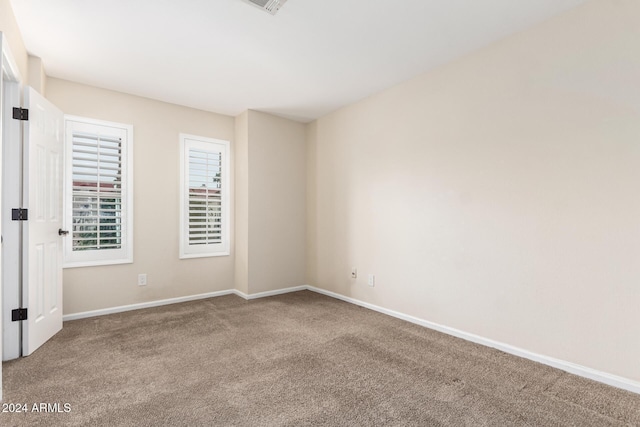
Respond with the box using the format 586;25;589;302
305;122;318;285
27;55;46;95
307;0;640;383
247;111;306;294
0;0;28;80
235;110;306;295
234;111;249;295
46;78;236;314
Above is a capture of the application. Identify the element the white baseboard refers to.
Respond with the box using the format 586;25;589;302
62;286;309;321
62;283;640;395
62;290;236;321
305;285;640;395
233;285;308;300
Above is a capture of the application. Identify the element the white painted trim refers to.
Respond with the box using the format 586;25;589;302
233;289;249;300
63;116;134;268
62;286;309;321
179;133;230;259
233;285;308;300
1;31;23;401
1;33;23;83
62;290;236;321
305;286;640;395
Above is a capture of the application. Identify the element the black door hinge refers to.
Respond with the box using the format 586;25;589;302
11;208;28;221
12;308;28;322
12;107;29;121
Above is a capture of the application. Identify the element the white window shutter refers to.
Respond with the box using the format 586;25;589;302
71;132;123;251
64;117;133;267
180;134;230;258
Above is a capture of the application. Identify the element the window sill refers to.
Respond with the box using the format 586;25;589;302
179;252;230;260
63;258;134;269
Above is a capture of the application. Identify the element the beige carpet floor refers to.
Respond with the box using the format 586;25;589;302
1;290;639;426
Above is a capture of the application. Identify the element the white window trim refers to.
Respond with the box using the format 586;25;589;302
179;133;230;259
63;115;134;268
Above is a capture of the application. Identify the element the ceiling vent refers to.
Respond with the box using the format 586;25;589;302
241;0;288;15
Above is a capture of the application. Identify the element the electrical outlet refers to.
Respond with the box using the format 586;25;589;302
368;274;375;287
138;274;147;286
351;267;357;279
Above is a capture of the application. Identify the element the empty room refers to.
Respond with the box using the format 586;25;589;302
1;0;640;425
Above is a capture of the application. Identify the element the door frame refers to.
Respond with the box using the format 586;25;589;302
1;32;24;379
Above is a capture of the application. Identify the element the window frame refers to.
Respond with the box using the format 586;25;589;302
179;133;230;259
63;115;134;268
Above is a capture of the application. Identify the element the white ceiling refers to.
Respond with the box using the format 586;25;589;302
10;0;588;122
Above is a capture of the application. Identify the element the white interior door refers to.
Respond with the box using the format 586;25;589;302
22;86;64;356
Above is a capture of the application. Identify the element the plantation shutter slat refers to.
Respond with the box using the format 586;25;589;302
71;132;123;252
179;134;228;258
